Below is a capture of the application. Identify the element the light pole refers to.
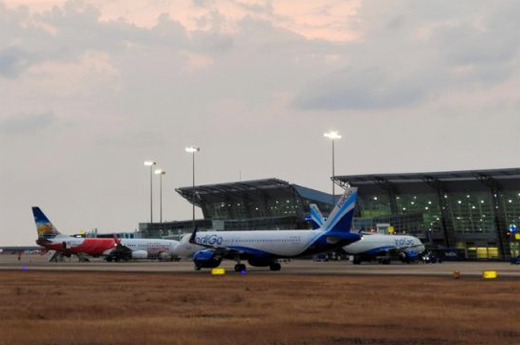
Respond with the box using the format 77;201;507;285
185;146;200;231
324;131;341;203
144;160;156;223
154;169;166;223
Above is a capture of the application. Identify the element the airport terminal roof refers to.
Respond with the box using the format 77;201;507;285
176;178;296;206
334;168;520;184
176;178;334;207
333;168;520;193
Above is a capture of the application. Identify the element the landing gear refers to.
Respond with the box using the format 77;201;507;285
195;265;201;271
353;256;362;265
234;263;246;272
380;257;391;265
269;262;281;271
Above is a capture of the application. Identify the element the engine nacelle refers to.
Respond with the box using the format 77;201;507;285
247;258;271;267
399;249;419;262
193;249;222;268
159;252;172;260
131;250;148;260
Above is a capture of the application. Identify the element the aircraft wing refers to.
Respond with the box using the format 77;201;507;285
104;235;133;260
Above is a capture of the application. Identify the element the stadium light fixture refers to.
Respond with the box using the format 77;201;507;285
185;146;200;153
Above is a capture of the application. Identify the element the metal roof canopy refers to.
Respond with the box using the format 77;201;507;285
176;178;296;206
334;168;520;193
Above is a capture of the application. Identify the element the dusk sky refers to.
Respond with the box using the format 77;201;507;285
1;0;519;246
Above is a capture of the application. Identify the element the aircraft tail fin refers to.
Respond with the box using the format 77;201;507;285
188;226;198;245
309;204;325;229
320;188;357;234
32;207;61;239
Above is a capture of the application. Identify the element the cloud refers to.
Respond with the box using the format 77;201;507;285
293;0;520;111
192;0;213;7
0;112;56;133
294;67;427;110
0;45;32;78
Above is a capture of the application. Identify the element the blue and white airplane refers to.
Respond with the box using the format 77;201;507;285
309;204;425;264
173;188;360;272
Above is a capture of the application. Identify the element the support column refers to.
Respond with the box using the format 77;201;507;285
477;174;510;260
423;177;456;248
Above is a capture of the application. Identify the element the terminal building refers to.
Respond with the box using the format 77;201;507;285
139;168;520;261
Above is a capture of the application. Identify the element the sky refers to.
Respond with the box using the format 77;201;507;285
1;0;519;246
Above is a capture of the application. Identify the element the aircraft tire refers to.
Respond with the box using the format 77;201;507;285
235;264;246;272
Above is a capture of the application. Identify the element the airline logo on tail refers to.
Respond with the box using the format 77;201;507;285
32;207;60;239
320;189;357;234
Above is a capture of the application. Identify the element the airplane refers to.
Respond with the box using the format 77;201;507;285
172;187;360;272
32;207;179;262
341;234;426;264
309;204;425;264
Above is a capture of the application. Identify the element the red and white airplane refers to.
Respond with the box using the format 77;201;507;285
33;207;179;262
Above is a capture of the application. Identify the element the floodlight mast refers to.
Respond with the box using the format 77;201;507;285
324;131;341;203
154;169;166;223
144;160;156;223
185;146;200;231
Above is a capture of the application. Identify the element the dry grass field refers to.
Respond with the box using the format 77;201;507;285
0;270;518;345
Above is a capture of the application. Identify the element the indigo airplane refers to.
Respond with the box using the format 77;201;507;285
173;188;360;272
310;204;425;264
32;207;179;262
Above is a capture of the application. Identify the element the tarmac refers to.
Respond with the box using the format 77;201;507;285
1;253;519;278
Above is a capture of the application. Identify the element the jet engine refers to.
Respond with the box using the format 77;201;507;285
158;252;172;261
399;249;419;263
131;250;148;260
193;249;222;268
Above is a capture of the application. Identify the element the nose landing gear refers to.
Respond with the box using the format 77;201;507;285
234;263;246;272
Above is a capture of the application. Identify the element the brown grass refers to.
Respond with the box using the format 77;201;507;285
0;271;518;345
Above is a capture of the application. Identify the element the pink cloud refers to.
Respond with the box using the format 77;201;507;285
5;0;362;42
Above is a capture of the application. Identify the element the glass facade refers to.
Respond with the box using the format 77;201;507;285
335;169;520;260
358;193;391;218
501;190;520;227
446;192;495;234
175;179;334;231
203;196;303;220
395;193;442;235
351;190;507;237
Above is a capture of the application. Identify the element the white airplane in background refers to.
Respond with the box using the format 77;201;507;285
173;188;360;272
32;207;179;262
309;204;425;264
